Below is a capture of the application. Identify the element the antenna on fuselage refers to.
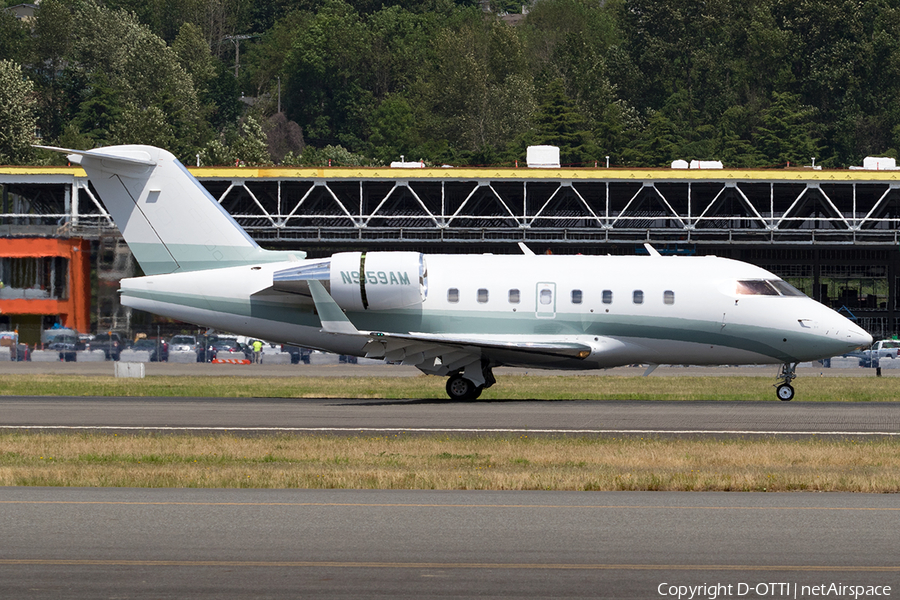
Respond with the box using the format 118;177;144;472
643;243;661;257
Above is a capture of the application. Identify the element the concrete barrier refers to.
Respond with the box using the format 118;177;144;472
261;352;291;365
213;351;249;364
119;349;151;363
0;347;11;361
308;352;338;365
77;350;107;362
114;362;145;378
879;357;900;369
168;350;198;363
31;350;61;362
829;357;860;368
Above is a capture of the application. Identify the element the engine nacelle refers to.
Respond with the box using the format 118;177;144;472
330;252;426;311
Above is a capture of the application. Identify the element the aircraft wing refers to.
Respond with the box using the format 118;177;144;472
305;280;590;386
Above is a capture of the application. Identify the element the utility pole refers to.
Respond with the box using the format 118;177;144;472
223;34;252;77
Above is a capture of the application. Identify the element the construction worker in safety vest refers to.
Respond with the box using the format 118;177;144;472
252;339;263;363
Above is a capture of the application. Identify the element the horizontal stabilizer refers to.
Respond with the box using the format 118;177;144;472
35;144;302;275
34;145;157;166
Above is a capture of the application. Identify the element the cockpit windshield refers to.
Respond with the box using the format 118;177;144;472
736;279;806;297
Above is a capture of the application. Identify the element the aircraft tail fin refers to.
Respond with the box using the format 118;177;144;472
38;144;301;275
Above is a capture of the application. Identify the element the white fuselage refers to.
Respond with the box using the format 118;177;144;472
119;253;871;370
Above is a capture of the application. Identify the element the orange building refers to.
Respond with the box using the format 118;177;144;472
0;238;91;344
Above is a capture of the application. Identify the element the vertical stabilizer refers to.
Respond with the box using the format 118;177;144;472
39;144;300;275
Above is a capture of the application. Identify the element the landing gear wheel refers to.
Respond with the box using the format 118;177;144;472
776;384;795;401
446;374;482;401
774;362;798;401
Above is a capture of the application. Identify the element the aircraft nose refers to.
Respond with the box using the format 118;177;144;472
846;323;873;348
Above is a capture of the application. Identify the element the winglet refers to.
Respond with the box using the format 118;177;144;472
308;280;361;335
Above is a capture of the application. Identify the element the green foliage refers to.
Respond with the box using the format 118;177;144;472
201;116;270;166
0;60;36;164
10;0;900;167
0;10;29;63
283;144;375;167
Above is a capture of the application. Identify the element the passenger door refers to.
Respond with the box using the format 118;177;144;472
535;282;556;318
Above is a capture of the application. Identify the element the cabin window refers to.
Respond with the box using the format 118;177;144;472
633;290;644;304
736;280;779;296
508;289;520;303
477;288;489;303
448;288;459;303
602;290;613;304
539;288;552;305
663;290;675;305
571;289;583;304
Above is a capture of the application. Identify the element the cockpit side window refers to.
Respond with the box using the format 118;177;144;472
736;279;806;297
736;280;779;296
768;280;805;297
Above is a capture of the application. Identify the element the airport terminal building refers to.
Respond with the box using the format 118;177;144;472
1;158;899;342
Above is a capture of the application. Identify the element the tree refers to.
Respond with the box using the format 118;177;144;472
753;91;821;167
71;75;122;146
62;3;206;160
282;0;374;148
201;116;270;165
0;60;36;164
0;10;30;64
264;112;304;163
367;94;416;164
530;79;597;166
412;13;535;163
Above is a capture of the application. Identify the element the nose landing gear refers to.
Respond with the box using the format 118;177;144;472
775;362;797;401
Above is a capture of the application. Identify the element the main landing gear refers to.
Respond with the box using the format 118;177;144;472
445;363;496;401
775;362;797;401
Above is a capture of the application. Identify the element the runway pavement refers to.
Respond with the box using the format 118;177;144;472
1;396;898;437
2;362;898;598
1;488;897;599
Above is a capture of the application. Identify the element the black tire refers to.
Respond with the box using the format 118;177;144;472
776;384;795;401
446;374;482;401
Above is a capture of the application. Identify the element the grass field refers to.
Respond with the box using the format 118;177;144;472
1;432;898;492
2;373;897;492
0;373;898;401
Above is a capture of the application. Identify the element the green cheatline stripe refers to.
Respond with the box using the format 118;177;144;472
128;242;300;275
121;288;803;361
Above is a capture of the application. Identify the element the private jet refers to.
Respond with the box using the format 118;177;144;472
39;144;872;400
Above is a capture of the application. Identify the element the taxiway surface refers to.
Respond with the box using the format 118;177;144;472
1;488;898;599
1;396;899;436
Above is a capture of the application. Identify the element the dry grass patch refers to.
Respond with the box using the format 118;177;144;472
1;432;898;492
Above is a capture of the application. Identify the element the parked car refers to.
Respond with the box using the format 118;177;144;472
846;339;900;367
48;333;78;362
76;333;94;351
91;332;124;360
132;337;169;362
206;337;242;361
169;335;197;352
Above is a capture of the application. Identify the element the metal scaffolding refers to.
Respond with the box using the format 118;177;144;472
2;164;900;336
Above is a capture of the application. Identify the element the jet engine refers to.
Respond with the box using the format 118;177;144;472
329;251;426;311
